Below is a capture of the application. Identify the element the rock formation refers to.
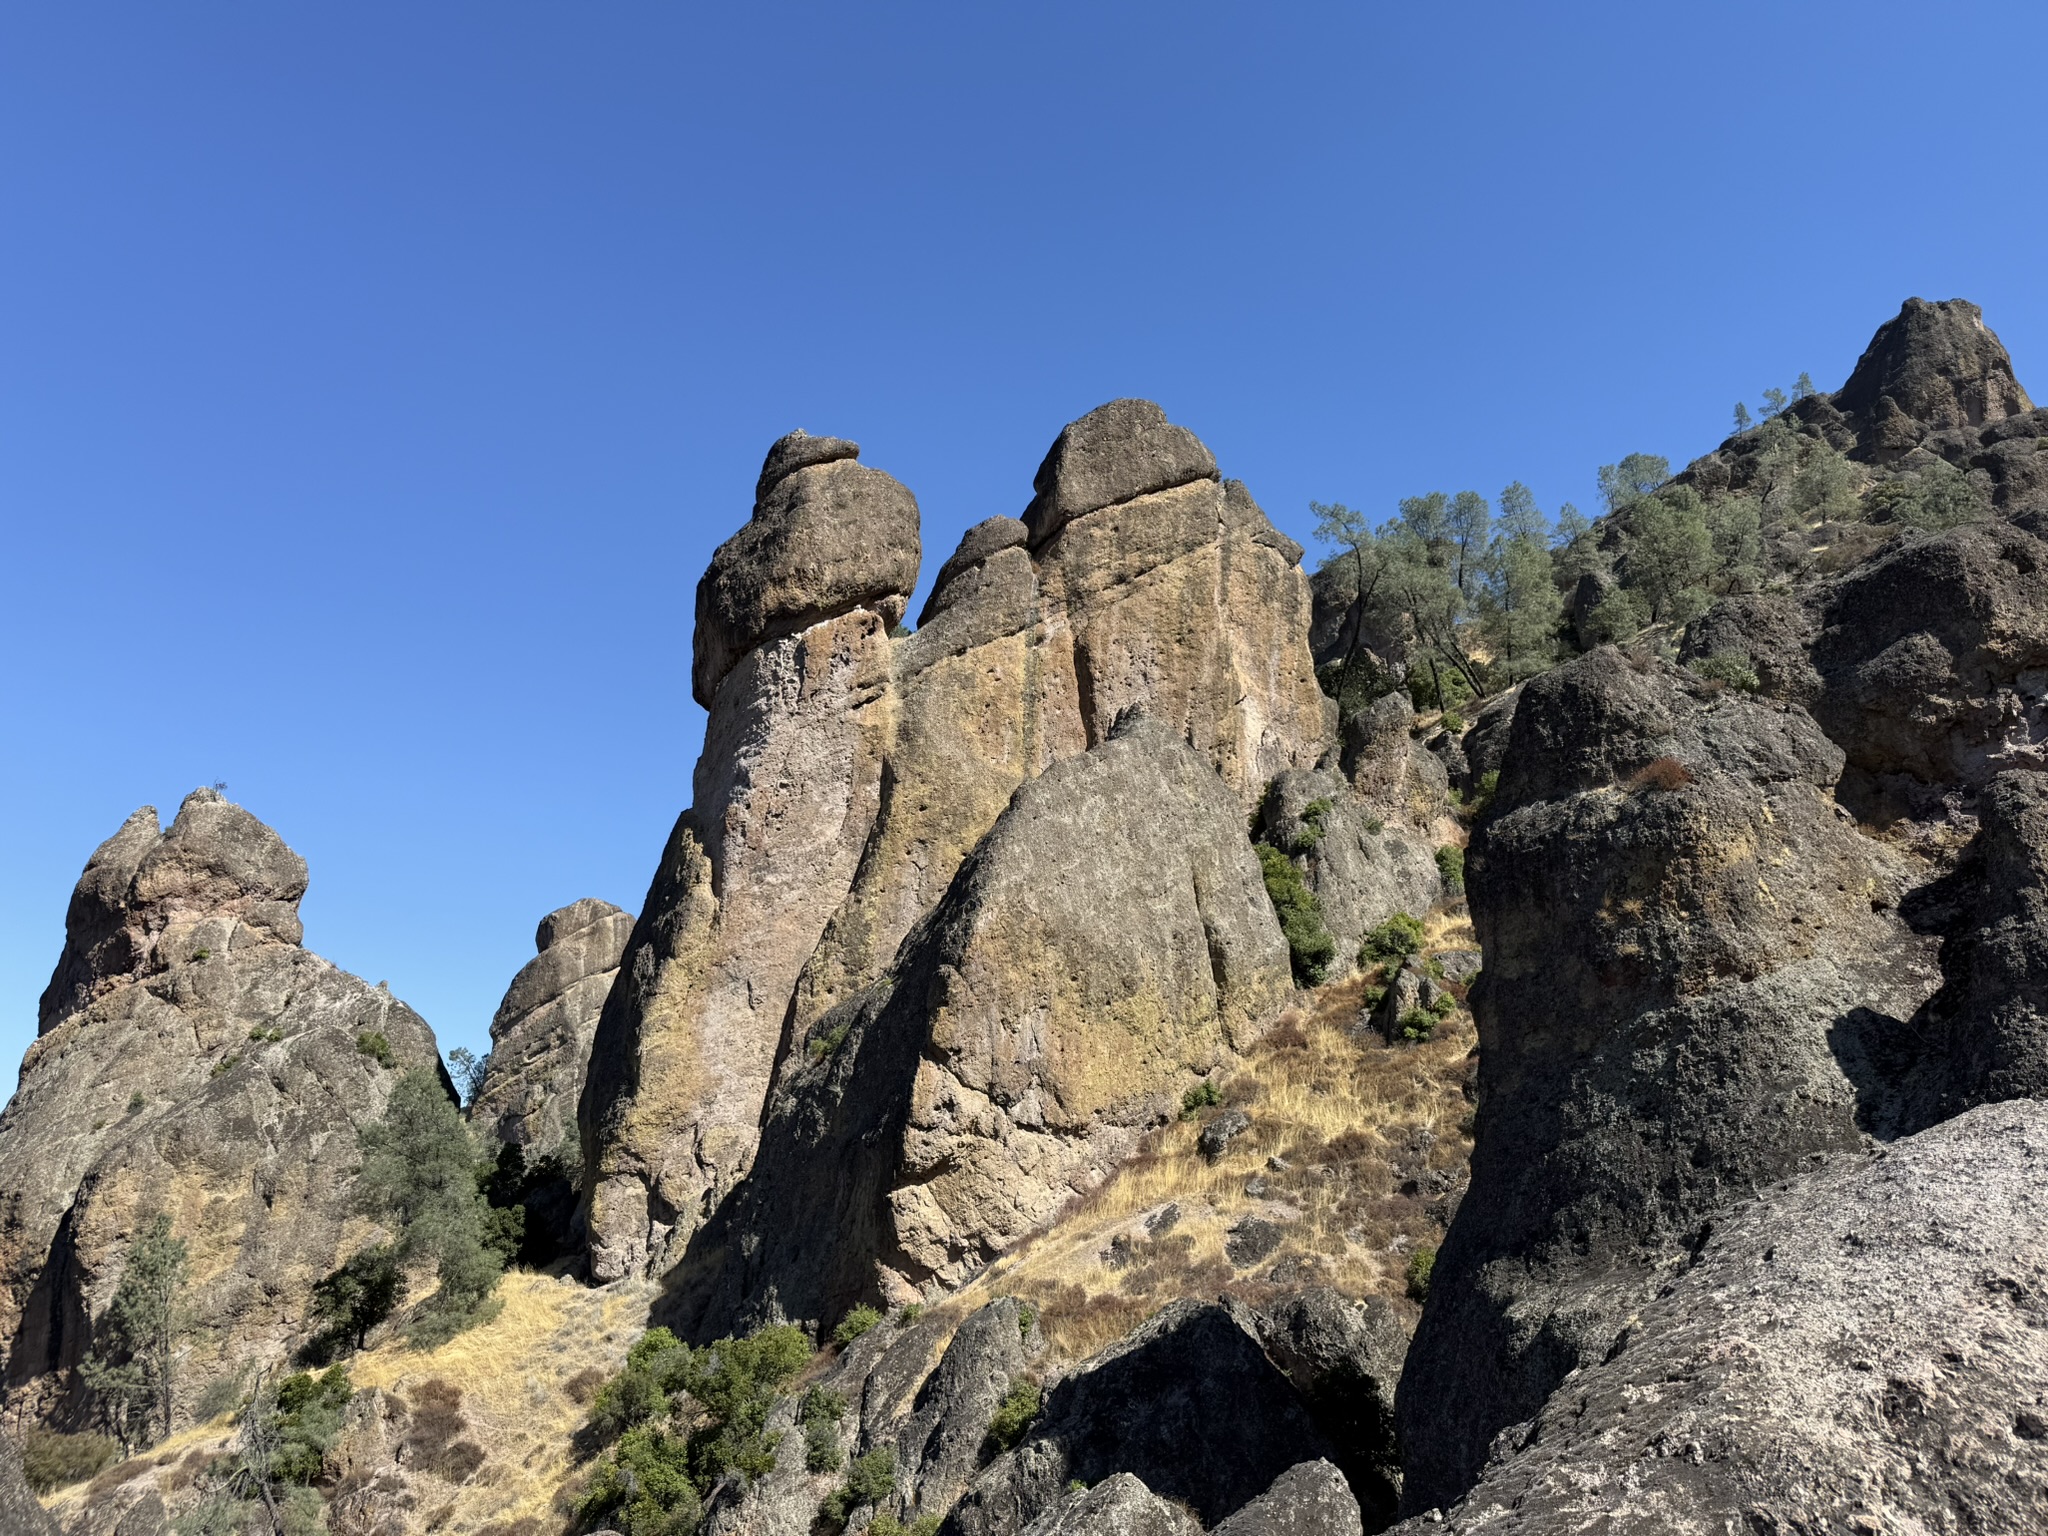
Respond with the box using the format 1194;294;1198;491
666;714;1293;1333
470;897;633;1155
1391;1101;2048;1533
582;402;1332;1282
0;790;441;1429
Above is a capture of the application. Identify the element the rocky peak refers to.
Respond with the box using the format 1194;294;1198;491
36;787;308;1034
1022;398;1219;544
690;433;920;706
1835;296;2033;433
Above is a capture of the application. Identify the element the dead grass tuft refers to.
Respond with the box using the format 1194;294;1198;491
1628;756;1694;793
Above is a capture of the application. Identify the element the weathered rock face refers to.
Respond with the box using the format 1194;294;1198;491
1255;768;1440;972
1834;296;2034;436
0;1432;60;1535
1392;1101;2048;1534
1213;1461;1363;1536
0;791;441;1428
666;716;1293;1333
470;898;632;1154
1398;649;1942;1511
946;1301;1341;1536
1018;1474;1195;1536
1684;521;2048;820
585;403;1331;1282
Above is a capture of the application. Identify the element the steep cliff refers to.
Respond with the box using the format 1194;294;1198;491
0;790;441;1430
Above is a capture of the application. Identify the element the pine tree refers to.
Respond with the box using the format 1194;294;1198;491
1732;401;1752;432
81;1213;188;1450
1596;454;1670;514
1447;490;1491;595
1496;481;1546;544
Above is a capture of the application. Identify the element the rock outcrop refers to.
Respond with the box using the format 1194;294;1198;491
1397;649;1942;1510
470;898;632;1155
0;1433;59;1536
583;403;1331;1283
1392;1101;2048;1534
0;790;441;1428
1834;296;2034;437
666;714;1293;1332
1255;768;1440;969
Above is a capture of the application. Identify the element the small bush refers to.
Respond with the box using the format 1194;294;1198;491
192;948;212;961
983;1379;1041;1456
211;1054;240;1078
869;1517;941;1536
1628;756;1693;793
20;1427;119;1493
1396;1008;1437;1043
1256;844;1337;986
821;1446;897;1527
126;1091;146;1113
1291;798;1335;854
1406;1246;1436;1301
808;1021;852;1061
1179;1080;1223;1121
1435;845;1465;895
1360;912;1426;969
897;1303;924;1328
1439;709;1465;734
834;1305;883;1346
355;1031;396;1068
1689;652;1760;692
804;1416;843;1474
1470;769;1499;814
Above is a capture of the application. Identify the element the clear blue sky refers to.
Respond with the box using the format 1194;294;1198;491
5;3;2044;1076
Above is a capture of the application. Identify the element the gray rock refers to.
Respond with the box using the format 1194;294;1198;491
1433;949;1482;983
1258;769;1440;970
1212;1461;1362;1536
920;516;1031;625
1017;1474;1194;1536
0;1432;59;1535
1457;687;1519;792
946;1301;1339;1536
1391;1102;2048;1535
1198;1110;1251;1160
1834;296;2033;437
1398;648;1939;1511
1240;1289;1405;1526
755;428;860;502
1225;1217;1284;1267
1367;956;1435;1042
692;453;920;706
1022;399;1218;544
471;898;633;1154
899;1298;1039;1514
0;790;443;1430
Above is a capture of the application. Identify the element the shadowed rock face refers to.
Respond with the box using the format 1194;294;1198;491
662;715;1292;1332
1397;649;1942;1512
0;790;441;1429
1389;1102;2048;1535
583;402;1330;1283
1835;296;2034;435
470;898;632;1154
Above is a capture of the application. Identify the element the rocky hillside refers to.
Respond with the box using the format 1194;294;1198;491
10;299;2048;1536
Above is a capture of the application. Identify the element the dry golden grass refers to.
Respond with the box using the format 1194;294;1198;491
950;959;1478;1363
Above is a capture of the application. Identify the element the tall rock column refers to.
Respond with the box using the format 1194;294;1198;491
579;432;920;1282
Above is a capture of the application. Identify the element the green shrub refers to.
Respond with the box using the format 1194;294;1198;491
983;1379;1041;1456
19;1427;118;1493
1469;769;1500;814
127;1091;146;1113
1360;912;1426;969
1439;709;1465;734
1179;1080;1223;1121
834;1305;883;1346
268;1366;354;1484
211;1054;240;1078
1435;845;1465;895
1406;1246;1436;1301
897;1303;924;1328
804;1416;842;1474
1292;798;1335;854
309;1244;402;1357
192;948;211;962
355;1031;395;1069
1397;1008;1438;1042
1016;1302;1036;1341
581;1423;702;1536
821;1446;898;1527
808;1021;852;1061
869;1516;941;1536
1256;844;1337;986
1689;652;1760;692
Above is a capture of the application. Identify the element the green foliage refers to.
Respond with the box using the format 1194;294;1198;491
1496;480;1545;544
869;1517;942;1536
247;1027;283;1042
210;1054;239;1078
355;1030;396;1068
1438;710;1465;734
191;948;211;961
19;1427;118;1493
582;1424;704;1536
1871;460;1987;530
1733;401;1752;432
1789;441;1859;525
445;1045;489;1107
1622;488;1714;623
1585;584;1649;644
804;1416;843;1474
1689;652;1760;692
267;1366;354;1484
1017;1302;1037;1340
1179;1079;1223;1120
1360;912;1426;969
1406;1246;1436;1301
127;1091;146;1113
1291;797;1335;854
309;1243;402;1358
1470;769;1500;814
1397;1008;1438;1042
1435;845;1465;895
1479;523;1563;679
821;1447;898;1527
897;1303;924;1328
1597;453;1670;514
834;1305;883;1346
983;1379;1042;1456
809;1021;852;1060
1256;844;1337;986
82;1211;189;1450
355;1069;503;1345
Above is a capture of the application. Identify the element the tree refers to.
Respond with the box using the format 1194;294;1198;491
446;1048;490;1108
1732;402;1752;432
1596;454;1669;514
1747;416;1804;521
355;1069;505;1344
1496;481;1546;544
1380;524;1485;704
1309;501;1390;712
1550;502;1604;593
310;1245;403;1355
1792;371;1818;401
1790;443;1859;526
1704;495;1764;589
1479;532;1561;679
1620;489;1715;622
1396;491;1453;561
1447;490;1491;595
1760;386;1789;418
81;1213;188;1451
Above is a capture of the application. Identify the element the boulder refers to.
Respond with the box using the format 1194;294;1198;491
1257;769;1440;970
945;1301;1340;1536
663;715;1293;1330
1021;399;1217;544
1212;1461;1363;1536
691;439;920;706
1834;297;2033;436
1390;1102;2048;1534
753;427;860;501
0;790;442;1430
470;898;632;1155
898;1298;1040;1514
1397;649;1940;1511
1340;693;1447;824
1017;1474;1194;1536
